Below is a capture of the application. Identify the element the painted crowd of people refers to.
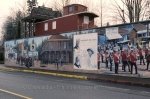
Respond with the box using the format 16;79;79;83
97;43;150;74
16;56;33;68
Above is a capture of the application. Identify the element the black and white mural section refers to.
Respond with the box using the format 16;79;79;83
73;33;98;70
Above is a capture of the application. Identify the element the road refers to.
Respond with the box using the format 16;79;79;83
0;70;150;99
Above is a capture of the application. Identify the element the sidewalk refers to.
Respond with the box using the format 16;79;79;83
1;60;150;87
4;59;150;78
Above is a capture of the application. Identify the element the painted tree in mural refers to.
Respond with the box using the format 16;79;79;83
37;38;47;61
113;0;149;23
31;39;37;51
13;41;19;54
32;39;34;44
36;41;42;52
24;39;29;51
37;38;46;53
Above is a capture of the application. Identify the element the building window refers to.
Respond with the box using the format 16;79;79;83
84;16;89;24
52;21;56;29
44;23;48;31
69;6;73;12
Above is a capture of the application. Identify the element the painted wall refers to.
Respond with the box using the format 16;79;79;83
73;33;98;70
4;35;51;66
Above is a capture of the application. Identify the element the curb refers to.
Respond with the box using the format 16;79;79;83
0;66;87;80
1;66;150;87
87;74;150;87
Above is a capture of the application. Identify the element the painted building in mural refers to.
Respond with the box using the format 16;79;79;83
105;22;150;47
40;35;73;64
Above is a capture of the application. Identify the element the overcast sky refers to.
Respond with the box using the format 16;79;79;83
0;0;51;39
0;0;120;39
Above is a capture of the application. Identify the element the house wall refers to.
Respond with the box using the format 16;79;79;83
35;15;79;36
35;14;95;36
76;15;95;30
63;4;87;15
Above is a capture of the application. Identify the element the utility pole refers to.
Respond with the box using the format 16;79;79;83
146;0;150;36
100;0;103;27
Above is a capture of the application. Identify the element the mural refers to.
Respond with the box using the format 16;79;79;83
5;36;51;67
4;22;150;70
73;33;98;70
97;23;150;49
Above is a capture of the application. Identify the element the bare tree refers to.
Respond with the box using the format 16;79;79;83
93;0;111;27
144;0;150;20
112;0;149;23
2;1;27;40
51;0;71;13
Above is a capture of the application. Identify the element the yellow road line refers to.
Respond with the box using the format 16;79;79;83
0;68;15;71
23;69;87;80
0;88;32;99
1;67;87;80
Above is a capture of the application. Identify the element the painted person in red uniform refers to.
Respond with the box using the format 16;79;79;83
105;51;109;68
138;48;145;65
127;50;131;67
121;50;124;70
113;51;120;74
130;50;138;74
146;50;150;70
121;50;130;72
109;52;113;71
144;48;149;58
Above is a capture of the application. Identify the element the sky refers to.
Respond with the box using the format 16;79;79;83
0;0;120;40
0;0;52;39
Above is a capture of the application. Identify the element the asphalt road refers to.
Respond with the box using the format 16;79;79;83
0;70;150;99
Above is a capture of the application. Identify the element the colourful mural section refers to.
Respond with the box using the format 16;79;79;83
4;35;51;67
96;23;150;49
